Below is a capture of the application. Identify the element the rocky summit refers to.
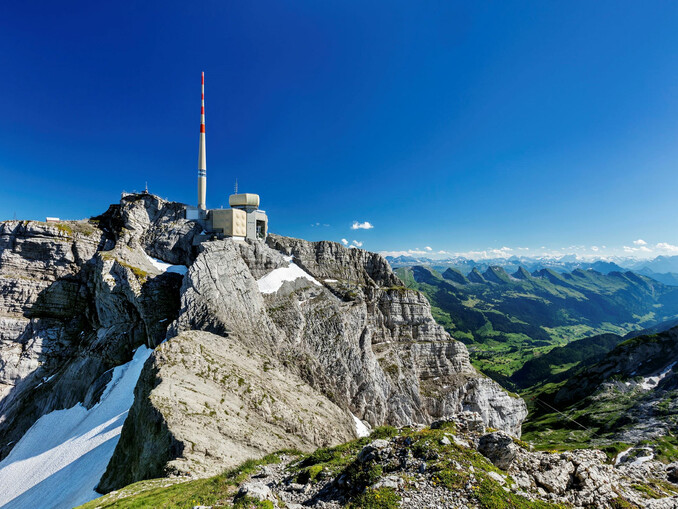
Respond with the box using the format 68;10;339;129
0;193;526;507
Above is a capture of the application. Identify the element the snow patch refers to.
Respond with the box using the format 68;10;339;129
144;253;188;275
615;447;654;467
0;345;152;509
352;413;371;438
615;447;633;466
35;374;56;389
257;263;321;294
324;279;338;283
631;452;654;466
639;362;676;390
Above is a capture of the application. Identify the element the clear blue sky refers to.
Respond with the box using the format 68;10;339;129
1;1;677;259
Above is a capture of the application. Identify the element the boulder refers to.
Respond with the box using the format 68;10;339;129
478;431;517;470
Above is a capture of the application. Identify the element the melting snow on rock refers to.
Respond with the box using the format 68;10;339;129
352;413;371;438
0;346;152;509
257;262;321;294
145;253;188;275
615;447;654;467
640;362;676;391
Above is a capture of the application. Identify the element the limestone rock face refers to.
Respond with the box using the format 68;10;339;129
163;235;526;433
0;219;104;404
95;193;202;266
169;241;279;343
266;234;400;287
98;330;356;491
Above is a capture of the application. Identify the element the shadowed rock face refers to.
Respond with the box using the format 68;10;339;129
0;194;526;493
0;202;184;461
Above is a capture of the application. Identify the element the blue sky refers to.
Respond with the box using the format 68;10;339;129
1;2;677;259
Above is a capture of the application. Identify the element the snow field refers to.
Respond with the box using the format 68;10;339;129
257;262;321;294
0;346;152;509
145;253;188;275
352;413;371;438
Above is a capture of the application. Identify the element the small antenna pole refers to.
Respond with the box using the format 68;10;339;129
234;178;238;194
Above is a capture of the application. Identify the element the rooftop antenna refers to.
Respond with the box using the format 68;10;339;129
234;178;238;194
144;182;148;194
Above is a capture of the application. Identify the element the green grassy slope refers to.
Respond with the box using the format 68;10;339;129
522;326;678;456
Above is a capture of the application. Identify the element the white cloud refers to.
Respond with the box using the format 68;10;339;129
351;221;374;230
591;246;599;252
352;240;363;247
656;242;678;253
633;239;647;246
380;249;431;257
425;246;432;251
341;238;349;246
624;245;652;254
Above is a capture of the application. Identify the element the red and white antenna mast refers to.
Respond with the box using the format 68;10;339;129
197;71;207;210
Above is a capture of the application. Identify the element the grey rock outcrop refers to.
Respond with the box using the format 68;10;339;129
102;221;525;489
266;234;400;288
97;330;356;491
478;431;517;470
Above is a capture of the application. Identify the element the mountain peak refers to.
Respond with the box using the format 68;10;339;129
442;267;469;285
482;266;512;284
512;266;532;280
468;267;486;283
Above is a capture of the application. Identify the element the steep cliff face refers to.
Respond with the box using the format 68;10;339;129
263;235;525;434
0;194;526;501
0;201;184;462
0;220;103;400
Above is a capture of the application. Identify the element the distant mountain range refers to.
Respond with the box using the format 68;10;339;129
386;254;678;286
396;264;678;384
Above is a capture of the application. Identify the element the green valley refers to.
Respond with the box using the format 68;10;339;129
396;265;678;387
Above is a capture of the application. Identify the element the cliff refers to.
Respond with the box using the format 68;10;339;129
0;193;526;503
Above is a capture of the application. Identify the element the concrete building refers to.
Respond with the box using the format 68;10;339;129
230;193;268;239
184;72;268;241
205;194;267;240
